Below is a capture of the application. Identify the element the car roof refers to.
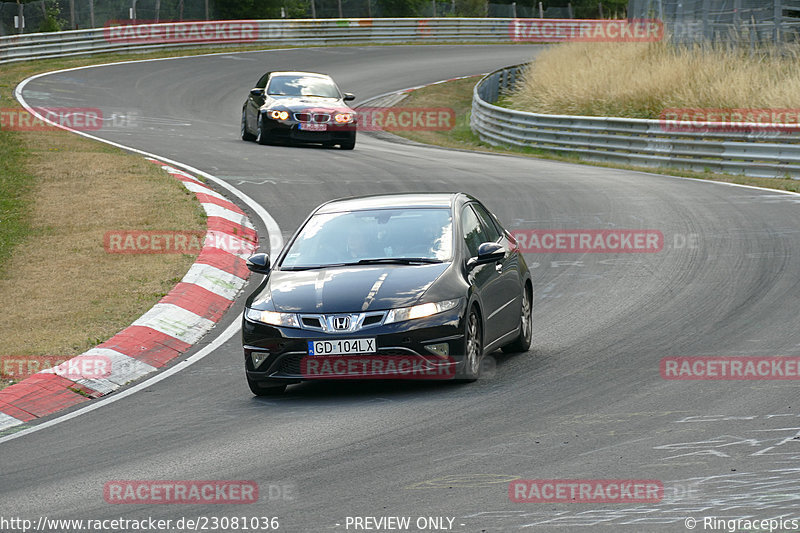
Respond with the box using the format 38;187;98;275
268;71;331;79
316;193;464;214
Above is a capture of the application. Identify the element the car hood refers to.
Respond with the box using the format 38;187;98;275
254;263;450;314
263;96;351;113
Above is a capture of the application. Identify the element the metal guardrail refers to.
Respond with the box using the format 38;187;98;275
0;18;517;63
471;65;800;179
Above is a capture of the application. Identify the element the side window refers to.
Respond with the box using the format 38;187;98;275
472;203;501;242
255;73;270;89
461;205;488;258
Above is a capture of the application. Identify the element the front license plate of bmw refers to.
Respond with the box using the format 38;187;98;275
299;123;327;131
308;339;376;356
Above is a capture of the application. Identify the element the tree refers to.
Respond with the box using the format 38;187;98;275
214;0;283;19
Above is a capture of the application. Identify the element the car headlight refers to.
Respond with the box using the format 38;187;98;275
246;308;299;328
384;299;461;324
334;113;353;123
269;110;290;120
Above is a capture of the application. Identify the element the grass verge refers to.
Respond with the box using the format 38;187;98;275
0;54;211;391
507;41;800;118
385;76;800;194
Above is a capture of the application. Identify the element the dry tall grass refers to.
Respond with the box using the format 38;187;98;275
508;41;800;118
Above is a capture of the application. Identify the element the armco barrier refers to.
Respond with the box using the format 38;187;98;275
0;18;665;64
471;65;800;179
0;18;513;63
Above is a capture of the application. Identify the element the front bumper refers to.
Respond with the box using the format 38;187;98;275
243;307;465;383
261;116;355;143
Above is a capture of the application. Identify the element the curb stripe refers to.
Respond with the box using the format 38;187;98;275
207;216;258;243
160;282;234;322
203;203;250;225
0;374;93;418
195;248;250;278
205;230;258;258
197;194;243;213
99;325;191;368
179;263;249;301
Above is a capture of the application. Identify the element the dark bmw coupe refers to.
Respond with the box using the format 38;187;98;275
241;71;357;149
242;193;533;395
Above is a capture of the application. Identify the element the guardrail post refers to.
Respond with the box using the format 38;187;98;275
89;0;95;28
69;0;75;29
701;0;710;43
774;0;782;45
17;2;23;34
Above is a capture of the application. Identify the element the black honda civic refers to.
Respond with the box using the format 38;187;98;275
242;193;533;395
241;71;357;149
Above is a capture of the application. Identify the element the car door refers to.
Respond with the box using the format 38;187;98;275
471;202;521;341
461;203;505;347
246;72;270;131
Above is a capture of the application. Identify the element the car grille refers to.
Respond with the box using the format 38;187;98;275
276;354;304;375
298;312;387;333
293;112;331;123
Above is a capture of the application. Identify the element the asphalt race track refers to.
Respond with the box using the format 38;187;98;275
3;45;800;532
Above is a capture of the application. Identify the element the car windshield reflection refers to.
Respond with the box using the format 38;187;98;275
267;75;340;98
280;208;453;269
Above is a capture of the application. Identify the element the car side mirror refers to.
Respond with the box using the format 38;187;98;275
466;242;504;270
250;88;265;97
246;253;271;274
343;93;355;102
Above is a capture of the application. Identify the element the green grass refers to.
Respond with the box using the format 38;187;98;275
0;132;34;278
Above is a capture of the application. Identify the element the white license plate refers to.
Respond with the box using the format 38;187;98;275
308;338;376;356
299;123;327;131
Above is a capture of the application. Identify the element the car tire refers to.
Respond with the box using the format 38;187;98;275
455;306;483;382
241;109;256;141
340;133;356;150
247;376;287;396
255;115;270;145
502;282;533;354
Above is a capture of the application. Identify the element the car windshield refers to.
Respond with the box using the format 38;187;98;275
266;75;340;98
280;208;453;269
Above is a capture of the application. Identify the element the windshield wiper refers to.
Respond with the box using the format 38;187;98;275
280;263;347;271
281;258;443;270
354;258;444;265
